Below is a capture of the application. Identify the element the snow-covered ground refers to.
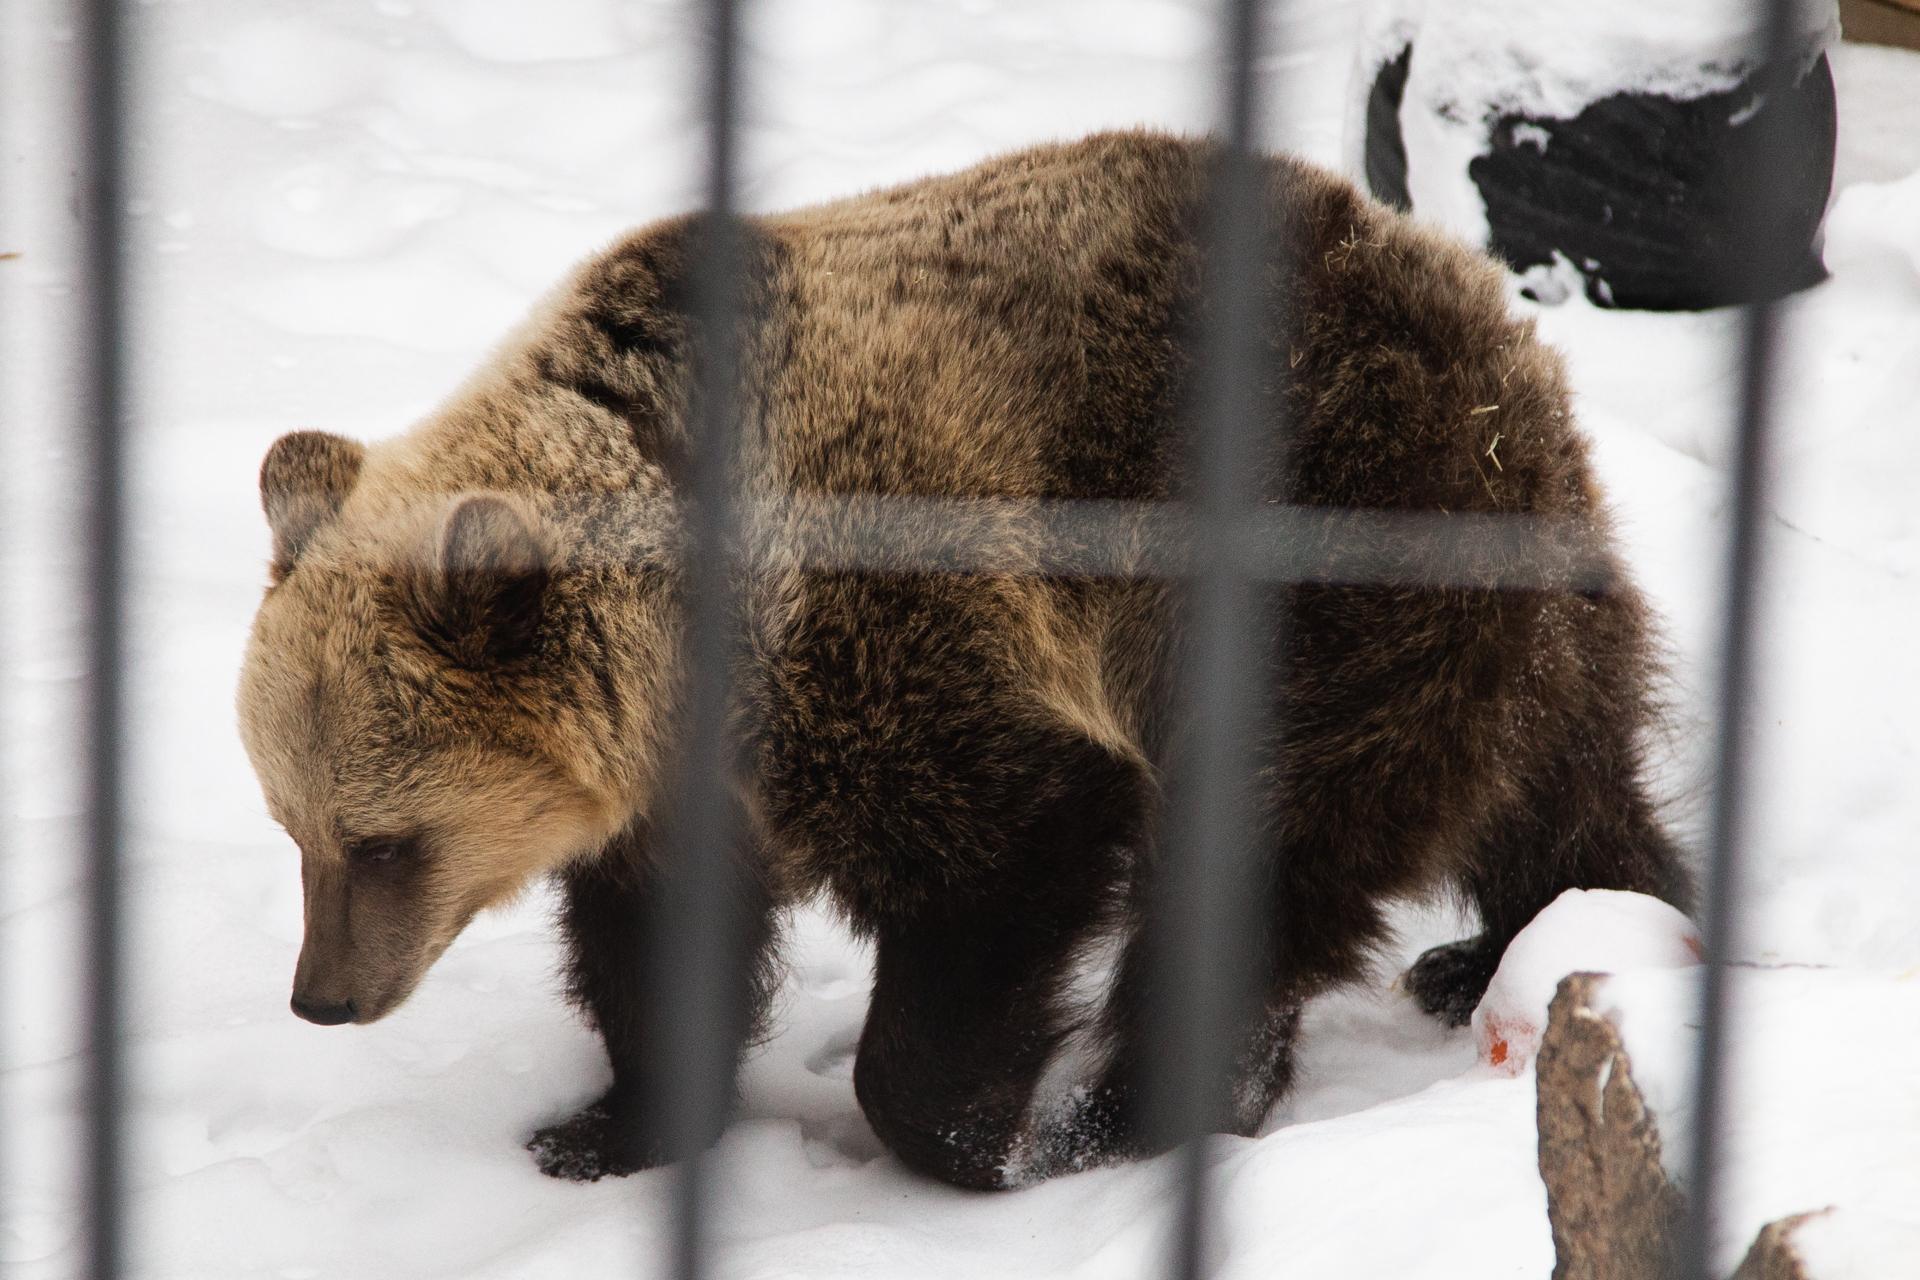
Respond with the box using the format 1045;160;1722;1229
3;2;1917;1277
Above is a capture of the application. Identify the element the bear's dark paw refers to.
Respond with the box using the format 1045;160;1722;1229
1405;934;1503;1029
525;1099;659;1182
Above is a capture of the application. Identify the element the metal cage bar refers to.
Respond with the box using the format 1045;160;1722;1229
1679;1;1801;1276
1150;2;1277;1277
731;496;1614;589
658;0;748;1278
78;0;132;1277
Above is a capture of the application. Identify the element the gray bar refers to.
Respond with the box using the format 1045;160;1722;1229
77;0;130;1278
1679;2;1802;1275
657;0;746;1278
283;488;1619;592
1150;2;1275;1278
743;495;1615;591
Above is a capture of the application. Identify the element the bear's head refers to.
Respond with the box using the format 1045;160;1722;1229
237;429;666;1025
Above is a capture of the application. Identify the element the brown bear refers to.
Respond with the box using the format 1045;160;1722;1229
236;130;1692;1190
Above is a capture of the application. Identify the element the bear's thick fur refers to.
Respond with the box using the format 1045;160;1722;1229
237;130;1691;1189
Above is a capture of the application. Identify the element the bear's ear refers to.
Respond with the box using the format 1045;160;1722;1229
260;430;367;581
410;494;550;669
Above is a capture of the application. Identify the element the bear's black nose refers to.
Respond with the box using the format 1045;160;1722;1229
290;994;356;1026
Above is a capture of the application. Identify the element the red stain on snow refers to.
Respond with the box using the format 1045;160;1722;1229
1480;1014;1535;1076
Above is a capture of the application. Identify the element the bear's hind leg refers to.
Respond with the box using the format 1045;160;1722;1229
861;874;1314;1188
853;905;1095;1190
1408;733;1694;1028
1062;927;1304;1170
1405;933;1505;1029
846;732;1150;1190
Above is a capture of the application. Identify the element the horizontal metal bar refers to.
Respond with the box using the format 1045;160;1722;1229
743;493;1614;590
292;490;1619;593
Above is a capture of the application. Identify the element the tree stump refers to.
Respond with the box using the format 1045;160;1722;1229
1535;974;1831;1280
1536;972;1686;1280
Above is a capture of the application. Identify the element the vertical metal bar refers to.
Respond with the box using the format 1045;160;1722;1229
1150;2;1274;1277
1680;2;1801;1277
658;0;745;1278
76;0;130;1277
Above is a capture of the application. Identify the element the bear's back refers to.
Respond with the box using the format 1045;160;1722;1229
749;129;1571;525
754;130;1211;507
505;129;1570;531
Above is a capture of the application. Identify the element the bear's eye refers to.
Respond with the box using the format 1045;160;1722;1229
346;836;416;868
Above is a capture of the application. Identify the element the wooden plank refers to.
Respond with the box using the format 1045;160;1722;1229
1841;0;1920;50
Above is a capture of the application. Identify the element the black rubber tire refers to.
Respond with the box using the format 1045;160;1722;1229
1363;46;1836;311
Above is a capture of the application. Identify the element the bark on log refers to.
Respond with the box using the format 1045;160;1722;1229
1536;972;1685;1280
1729;1212;1823;1280
1536;973;1831;1280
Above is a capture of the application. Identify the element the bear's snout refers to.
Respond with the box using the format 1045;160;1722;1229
290;993;356;1025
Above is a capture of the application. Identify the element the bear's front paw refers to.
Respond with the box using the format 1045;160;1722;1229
526;1096;661;1182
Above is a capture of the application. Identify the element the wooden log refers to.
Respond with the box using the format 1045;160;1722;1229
1536;974;1843;1280
1729;1212;1824;1280
1841;0;1920;51
1536;972;1685;1280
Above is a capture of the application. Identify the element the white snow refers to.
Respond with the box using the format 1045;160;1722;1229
4;2;1919;1277
1594;966;1920;1277
1823;167;1920;285
1794;1206;1920;1280
1471;890;1701;1077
